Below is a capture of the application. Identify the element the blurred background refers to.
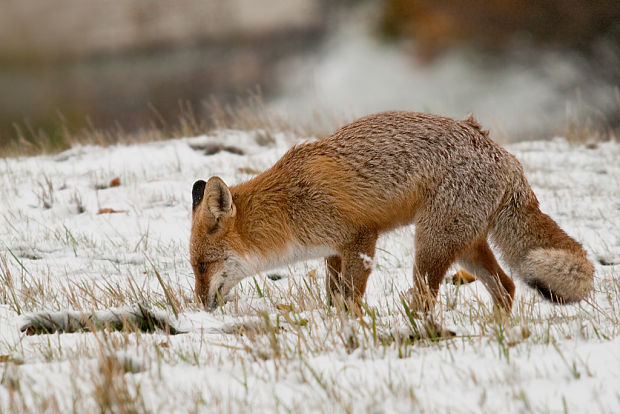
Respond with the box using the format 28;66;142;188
1;0;619;152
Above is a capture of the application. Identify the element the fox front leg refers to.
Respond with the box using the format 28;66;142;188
329;229;378;313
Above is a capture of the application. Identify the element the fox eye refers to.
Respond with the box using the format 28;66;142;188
199;262;207;273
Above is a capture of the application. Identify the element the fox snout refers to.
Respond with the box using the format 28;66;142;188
193;266;220;311
198;279;232;311
193;269;212;310
201;292;218;312
193;261;240;311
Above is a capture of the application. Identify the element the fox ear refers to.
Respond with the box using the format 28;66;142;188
204;176;236;220
192;180;207;211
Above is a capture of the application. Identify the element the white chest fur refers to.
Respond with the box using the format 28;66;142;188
246;242;338;273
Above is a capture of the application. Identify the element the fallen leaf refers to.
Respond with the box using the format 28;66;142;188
0;355;9;362
451;269;477;285
109;177;121;187
97;208;128;215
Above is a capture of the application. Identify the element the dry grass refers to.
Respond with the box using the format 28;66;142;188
1;91;303;157
560;89;620;145
1;256;619;412
4;86;618;158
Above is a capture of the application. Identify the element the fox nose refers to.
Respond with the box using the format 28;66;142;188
196;289;216;311
203;283;229;311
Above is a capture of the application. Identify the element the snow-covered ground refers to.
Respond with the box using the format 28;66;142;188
0;128;619;413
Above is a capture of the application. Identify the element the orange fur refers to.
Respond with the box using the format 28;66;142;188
452;269;477;284
190;111;594;312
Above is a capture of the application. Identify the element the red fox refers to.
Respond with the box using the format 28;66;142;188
190;111;594;312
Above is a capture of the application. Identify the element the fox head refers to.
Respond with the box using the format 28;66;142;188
190;177;253;310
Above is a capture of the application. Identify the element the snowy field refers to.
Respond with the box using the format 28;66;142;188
1;129;619;413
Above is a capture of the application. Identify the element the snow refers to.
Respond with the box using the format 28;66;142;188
0;129;619;413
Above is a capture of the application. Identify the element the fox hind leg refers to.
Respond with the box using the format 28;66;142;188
458;239;515;312
410;221;482;312
411;241;458;313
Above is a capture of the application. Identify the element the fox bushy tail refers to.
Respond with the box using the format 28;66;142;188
490;176;594;303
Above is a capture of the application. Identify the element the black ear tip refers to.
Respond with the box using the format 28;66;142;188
192;180;207;210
